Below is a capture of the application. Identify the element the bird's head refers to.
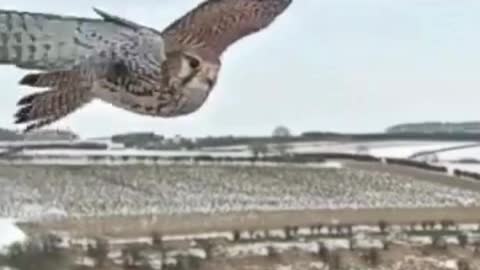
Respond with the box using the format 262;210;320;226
163;49;221;114
180;50;220;90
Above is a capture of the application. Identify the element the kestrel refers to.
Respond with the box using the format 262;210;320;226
0;0;292;132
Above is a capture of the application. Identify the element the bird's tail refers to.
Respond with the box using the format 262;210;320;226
14;72;92;132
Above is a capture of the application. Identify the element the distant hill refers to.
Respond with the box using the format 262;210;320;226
24;129;79;141
387;121;480;134
111;132;165;148
0;128;22;141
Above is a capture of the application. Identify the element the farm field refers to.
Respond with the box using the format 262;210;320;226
3;154;480;269
1;163;479;220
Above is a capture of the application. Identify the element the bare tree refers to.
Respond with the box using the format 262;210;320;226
366;248;381;267
457;259;471;270
266;246;279;259
151;231;163;247
233;230;241;242
378;220;389;234
272;126;292;138
271;126;293;157
248;141;269;159
432;235;447;250
383;240;392;251
284;226;293;240
317;243;330;261
440;219;451;230
2;236;73;270
328;252;342;270
87;237;110;268
196;240;215;260
474;241;480;254
458;234;469;248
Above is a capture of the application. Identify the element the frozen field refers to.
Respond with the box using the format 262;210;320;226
1;164;479;220
205;140;474;156
435;146;480;161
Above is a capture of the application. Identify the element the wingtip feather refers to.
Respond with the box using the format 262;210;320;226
19;74;40;86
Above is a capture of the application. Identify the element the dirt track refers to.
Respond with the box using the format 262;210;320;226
20;206;480;238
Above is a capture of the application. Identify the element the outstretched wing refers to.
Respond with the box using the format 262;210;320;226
14;29;166;132
161;0;292;57
0;8;155;70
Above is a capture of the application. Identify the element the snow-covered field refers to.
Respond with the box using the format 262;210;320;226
18;148;252;158
291;141;472;157
1;139;473;159
367;143;472;159
1;165;480;220
205;140;475;158
0;139;476;167
434;146;480;161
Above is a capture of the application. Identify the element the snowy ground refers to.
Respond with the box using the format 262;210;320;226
1;165;480;220
434;146;480;161
1;139;473;159
0;218;26;252
205;140;474;158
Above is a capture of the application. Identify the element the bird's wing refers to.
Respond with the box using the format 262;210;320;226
161;0;292;57
15;30;166;132
19;29;166;90
0;8;157;70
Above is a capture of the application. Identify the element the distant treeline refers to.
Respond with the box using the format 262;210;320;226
192;132;480;148
300;132;480;142
386;121;480;134
0;143;107;156
453;169;480;182
0;152;449;172
0;128;23;141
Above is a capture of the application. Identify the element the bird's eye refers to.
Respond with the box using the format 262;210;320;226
188;57;200;69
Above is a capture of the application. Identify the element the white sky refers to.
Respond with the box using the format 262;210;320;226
1;0;480;138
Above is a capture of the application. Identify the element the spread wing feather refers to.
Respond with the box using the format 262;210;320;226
161;0;292;57
0;8;153;70
13;26;166;132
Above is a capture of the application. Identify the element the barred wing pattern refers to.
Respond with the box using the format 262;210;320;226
162;0;292;57
0;8;151;70
15;29;166;131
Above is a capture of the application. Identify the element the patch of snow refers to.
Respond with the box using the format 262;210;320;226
108;237;152;245
309;261;326;269
369;142;471;159
223;243;269;258
321;238;350;250
0;218;27;252
317;161;343;169
275;265;293;270
167;248;206;259
436;146;480;161
408;236;433;246
458;224;479;231
352;225;381;234
164;232;234;242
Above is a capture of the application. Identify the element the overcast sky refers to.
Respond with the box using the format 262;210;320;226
1;0;480;138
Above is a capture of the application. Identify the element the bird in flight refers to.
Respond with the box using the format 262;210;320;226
0;0;292;132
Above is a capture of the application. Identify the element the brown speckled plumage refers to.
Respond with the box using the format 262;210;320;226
0;0;292;132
